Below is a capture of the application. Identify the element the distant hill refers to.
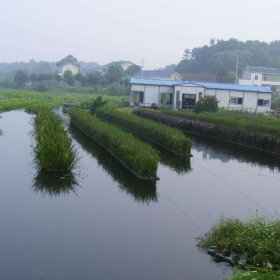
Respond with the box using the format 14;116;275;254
175;39;280;83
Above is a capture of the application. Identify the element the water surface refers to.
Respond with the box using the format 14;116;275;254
1;110;280;280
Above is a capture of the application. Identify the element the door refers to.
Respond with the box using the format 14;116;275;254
182;94;196;109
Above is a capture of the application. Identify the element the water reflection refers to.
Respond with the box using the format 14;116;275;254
192;136;280;172
158;146;192;174
69;125;158;204
32;170;78;197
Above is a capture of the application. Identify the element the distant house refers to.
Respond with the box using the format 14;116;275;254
130;78;272;113
57;63;79;76
102;61;135;73
239;66;280;93
134;70;183;80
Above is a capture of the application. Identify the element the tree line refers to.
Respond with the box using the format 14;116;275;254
176;39;280;82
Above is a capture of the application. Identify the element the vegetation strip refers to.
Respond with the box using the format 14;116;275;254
198;217;280;277
32;107;78;172
96;108;192;156
69;109;159;180
134;109;280;155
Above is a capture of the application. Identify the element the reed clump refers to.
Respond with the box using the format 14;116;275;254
33;107;78;172
198;217;280;270
97;108;192;156
69;109;159;179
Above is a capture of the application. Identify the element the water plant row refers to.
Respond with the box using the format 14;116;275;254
96;108;192;156
134;109;280;155
69;109;159;179
32;107;78;172
162;109;280;138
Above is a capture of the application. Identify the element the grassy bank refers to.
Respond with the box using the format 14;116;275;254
69;109;159;179
33;107;78;172
198;217;280;271
162;110;280;138
96;108;192;156
231;270;280;280
0;88;126;112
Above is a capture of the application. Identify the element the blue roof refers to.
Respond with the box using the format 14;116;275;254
185;81;272;93
130;78;272;93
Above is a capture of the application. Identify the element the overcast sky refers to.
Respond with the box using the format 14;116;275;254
0;0;280;68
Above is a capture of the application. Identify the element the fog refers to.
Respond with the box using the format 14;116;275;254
0;0;279;68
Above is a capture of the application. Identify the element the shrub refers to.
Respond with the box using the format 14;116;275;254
194;96;219;113
106;85;130;96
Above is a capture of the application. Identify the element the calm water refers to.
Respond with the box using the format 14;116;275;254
1;110;280;280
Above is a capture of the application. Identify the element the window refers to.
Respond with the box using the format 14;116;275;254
257;99;270;107
198;92;203;98
230;97;243;105
254;75;259;80
161;93;173;105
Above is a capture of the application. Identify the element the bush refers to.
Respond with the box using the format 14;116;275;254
194;96;219;113
106;85;130;96
34;82;47;92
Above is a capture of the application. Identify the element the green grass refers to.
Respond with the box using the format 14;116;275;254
69;109;159;178
32;107;78;172
162;109;280;138
96;108;192;155
0;88;126;112
198;217;280;270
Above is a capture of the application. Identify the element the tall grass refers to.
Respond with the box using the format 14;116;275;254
97;108;192;155
32;107;78;172
198;217;280;270
162;110;280;138
69;109;159;178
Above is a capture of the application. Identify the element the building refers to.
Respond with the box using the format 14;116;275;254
57;63;79;76
130;78;272;113
134;70;183;80
239;66;280;93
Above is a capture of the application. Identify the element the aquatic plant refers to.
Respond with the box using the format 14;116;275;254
198;217;280;270
231;270;280;280
32;107;78;172
69;109;159;179
97;108;192;156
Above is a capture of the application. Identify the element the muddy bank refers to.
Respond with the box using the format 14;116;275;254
134;109;280;155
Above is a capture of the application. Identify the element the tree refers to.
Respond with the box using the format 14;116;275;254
63;70;74;86
105;64;124;84
14;70;28;88
74;72;85;86
125;64;141;76
87;71;102;86
56;55;79;67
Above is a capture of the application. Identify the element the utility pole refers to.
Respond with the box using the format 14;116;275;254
141;58;144;78
235;55;239;84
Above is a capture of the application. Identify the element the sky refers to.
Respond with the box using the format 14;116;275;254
0;0;280;69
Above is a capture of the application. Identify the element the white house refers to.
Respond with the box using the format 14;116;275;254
239;66;280;93
134;70;183;80
130;78;272;113
57;63;79;76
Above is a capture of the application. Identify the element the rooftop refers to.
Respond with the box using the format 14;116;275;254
130;78;272;93
134;70;180;79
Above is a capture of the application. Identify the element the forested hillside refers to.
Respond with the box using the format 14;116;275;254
176;39;280;82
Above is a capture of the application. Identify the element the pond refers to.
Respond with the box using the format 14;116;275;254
1;110;280;280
